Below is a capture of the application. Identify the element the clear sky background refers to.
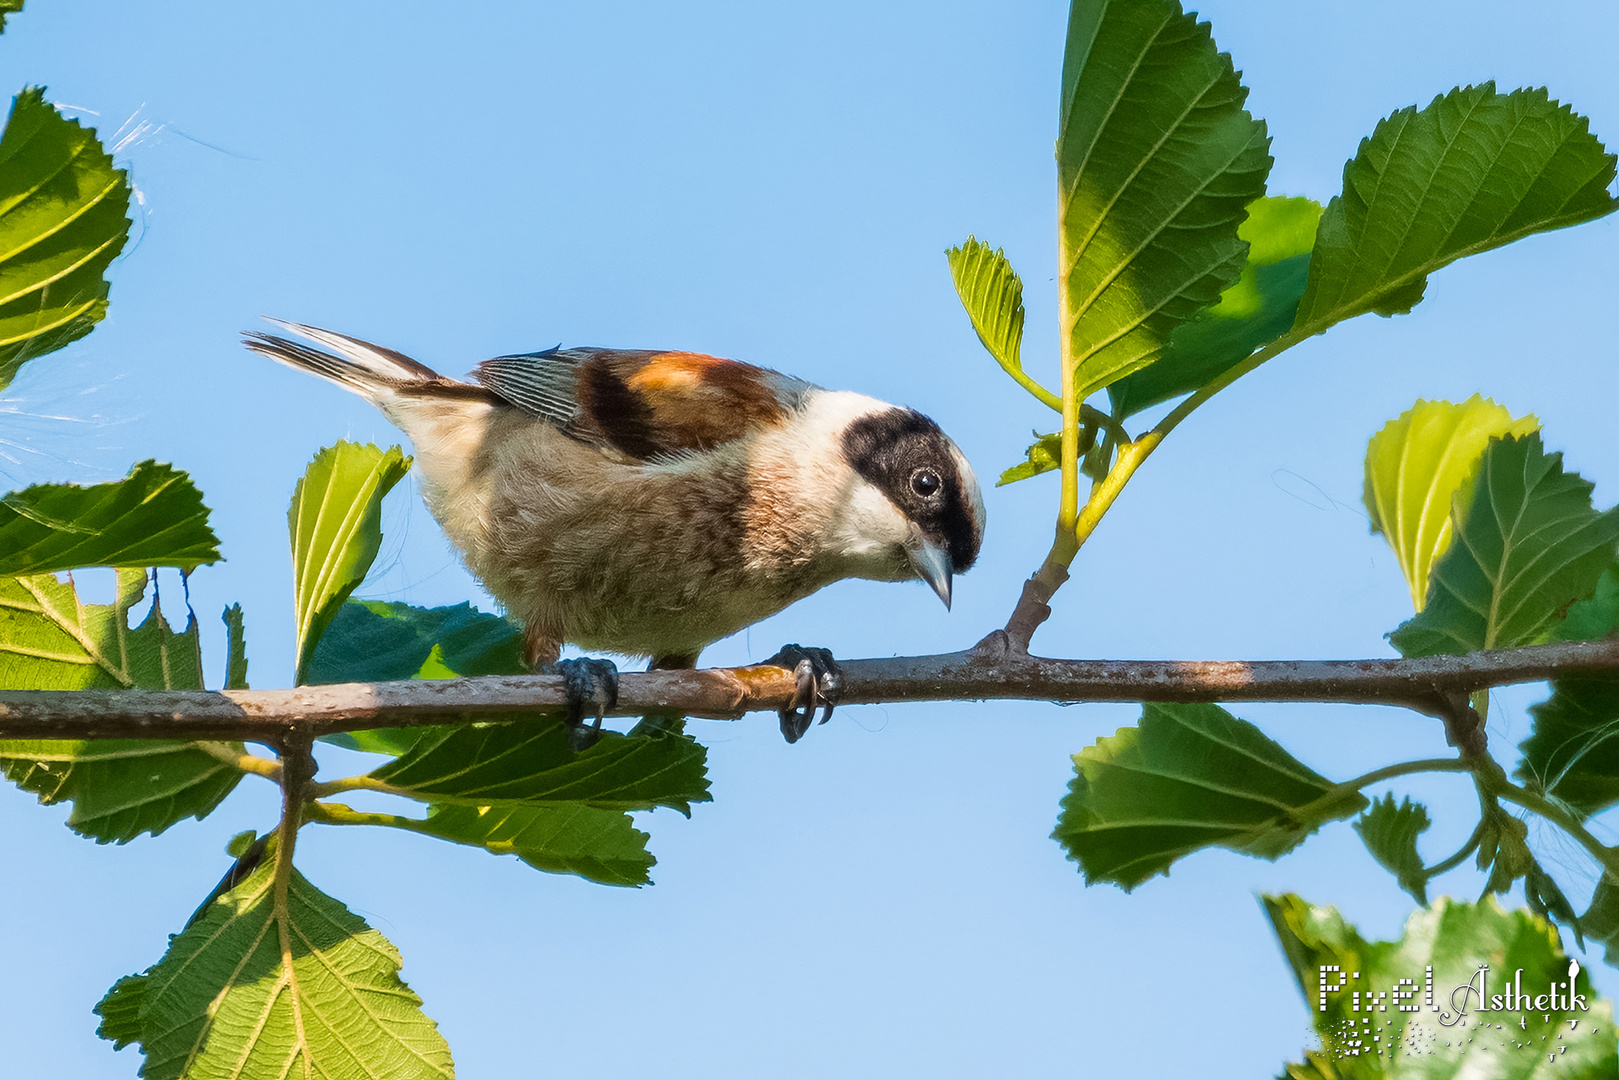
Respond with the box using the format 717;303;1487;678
2;1;1616;1076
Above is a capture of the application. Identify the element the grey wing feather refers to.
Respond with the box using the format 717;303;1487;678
474;348;586;426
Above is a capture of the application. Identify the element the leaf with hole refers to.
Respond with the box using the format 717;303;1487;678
0;568;244;841
1053;702;1365;890
1389;433;1619;657
1057;0;1270;399
97;861;453;1079
1294;83;1617;335
1364;397;1539;613
0;461;220;578
1106;195;1320;418
0;87;133;391
288;442;411;683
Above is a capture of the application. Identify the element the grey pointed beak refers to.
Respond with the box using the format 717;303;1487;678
906;536;953;610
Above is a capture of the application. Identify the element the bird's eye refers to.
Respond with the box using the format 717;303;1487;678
911;469;941;498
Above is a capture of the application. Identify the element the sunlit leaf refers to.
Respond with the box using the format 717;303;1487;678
1364;397;1539;612
1266;893;1615;1078
288;441;411;684
1294;83;1617;334
0;568;243;842
997;432;1062;487
0;461;220;577
1107;195;1320;418
1053;702;1365;889
1389;434;1619;657
98;861;454;1079
1353;794;1431;906
1058;0;1270;399
369;718;710;815
948;236;1050;406
0;87;132;391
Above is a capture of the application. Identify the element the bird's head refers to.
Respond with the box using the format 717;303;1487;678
750;392;983;608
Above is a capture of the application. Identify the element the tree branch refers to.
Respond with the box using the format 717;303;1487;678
1;636;1616;741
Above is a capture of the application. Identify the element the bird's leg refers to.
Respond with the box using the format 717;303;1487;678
525;625;618;750
762;644;843;744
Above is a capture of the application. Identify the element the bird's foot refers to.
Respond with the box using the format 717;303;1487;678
763;644;842;744
549;657;620;750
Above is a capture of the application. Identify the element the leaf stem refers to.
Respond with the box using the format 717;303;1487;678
1423;818;1485;878
195;740;282;782
309;773;413;800
306;800;428;831
1337;757;1473;793
1489;775;1619;881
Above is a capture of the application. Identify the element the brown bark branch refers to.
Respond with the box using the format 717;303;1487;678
1;635;1616;741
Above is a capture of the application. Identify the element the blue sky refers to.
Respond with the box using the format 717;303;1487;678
2;1;1617;1076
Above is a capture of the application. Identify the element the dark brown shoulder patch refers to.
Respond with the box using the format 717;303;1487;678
573;350;804;459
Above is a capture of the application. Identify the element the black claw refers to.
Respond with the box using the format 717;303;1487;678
763;644;842;744
551;658;619;749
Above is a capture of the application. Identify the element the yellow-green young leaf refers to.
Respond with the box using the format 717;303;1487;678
1352;794;1431;906
1053;702;1366;890
997;432;1062;487
0;568;244;841
0;2;25;35
0;87;133;391
0;460;220;577
1106;195;1321;418
1364;397;1539;611
289;441;411;683
947;237;1051;407
1389;434;1619;657
1058;0;1270;400
1266;893;1616;1078
98;861;454;1080
1295;83;1618;335
369;717;711;815
398;802;655;887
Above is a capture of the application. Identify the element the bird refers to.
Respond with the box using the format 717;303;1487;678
244;320;985;742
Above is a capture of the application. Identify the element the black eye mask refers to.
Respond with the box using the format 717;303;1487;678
840;408;980;572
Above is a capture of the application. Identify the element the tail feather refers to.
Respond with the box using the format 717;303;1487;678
243;320;456;402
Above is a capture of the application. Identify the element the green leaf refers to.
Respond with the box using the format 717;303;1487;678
1582;875;1619;969
1516;676;1619;816
306;598;525;685
1476;802;1534;895
1266;893;1615;1078
1389;434;1619;657
1053;702;1366;890
1294;83;1618;335
369;718;711;815
948;236;1052;407
1514;564;1619;815
409;803;654;887
93;974;146;1051
1364;397;1539;612
99;861;454;1079
222;602;248;690
1353;794;1431;906
1106;195;1320;418
0;87;133;392
0;460;221;578
0;569;243;841
307;598;526;755
289;442;411;684
997;432;1062;487
1058;0;1271;399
